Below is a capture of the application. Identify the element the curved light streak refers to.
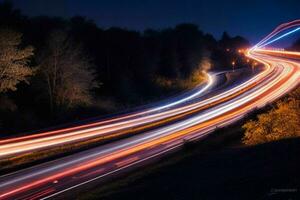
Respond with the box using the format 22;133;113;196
250;19;300;52
0;20;300;200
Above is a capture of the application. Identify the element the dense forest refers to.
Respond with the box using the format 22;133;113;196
0;1;251;134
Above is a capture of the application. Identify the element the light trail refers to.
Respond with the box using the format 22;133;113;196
0;49;298;199
251;19;300;50
0;20;299;200
258;27;300;48
0;73;214;146
0;69;272;158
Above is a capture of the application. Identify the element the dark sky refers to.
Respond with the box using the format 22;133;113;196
10;0;300;43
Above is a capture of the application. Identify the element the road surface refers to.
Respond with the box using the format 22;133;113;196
0;48;299;199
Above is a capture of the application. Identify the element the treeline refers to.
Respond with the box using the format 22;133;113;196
0;2;250;134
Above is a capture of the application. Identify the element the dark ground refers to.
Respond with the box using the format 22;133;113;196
79;134;300;200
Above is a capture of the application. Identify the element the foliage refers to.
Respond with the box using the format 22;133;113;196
0;29;34;93
242;87;300;145
155;60;209;90
37;30;98;110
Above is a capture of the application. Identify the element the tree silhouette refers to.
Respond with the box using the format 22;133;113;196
38;30;98;111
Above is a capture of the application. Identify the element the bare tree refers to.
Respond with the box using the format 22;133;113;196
0;29;34;93
38;30;98;111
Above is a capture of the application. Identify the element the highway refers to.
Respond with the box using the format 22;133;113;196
0;19;300;199
0;48;299;199
0;67;267;158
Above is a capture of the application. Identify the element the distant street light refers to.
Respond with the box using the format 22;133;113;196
231;61;236;72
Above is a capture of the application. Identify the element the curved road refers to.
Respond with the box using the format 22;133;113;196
0;48;299;199
0;68;263;158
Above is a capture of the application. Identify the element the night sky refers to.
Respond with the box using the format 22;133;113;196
10;0;300;43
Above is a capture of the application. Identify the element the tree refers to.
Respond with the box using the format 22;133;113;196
242;90;300;145
0;29;34;93
38;30;98;111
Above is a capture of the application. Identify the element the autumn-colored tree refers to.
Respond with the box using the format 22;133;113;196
242;89;300;145
38;30;98;111
0;29;34;93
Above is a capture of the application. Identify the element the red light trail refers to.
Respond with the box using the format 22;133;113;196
0;20;299;200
